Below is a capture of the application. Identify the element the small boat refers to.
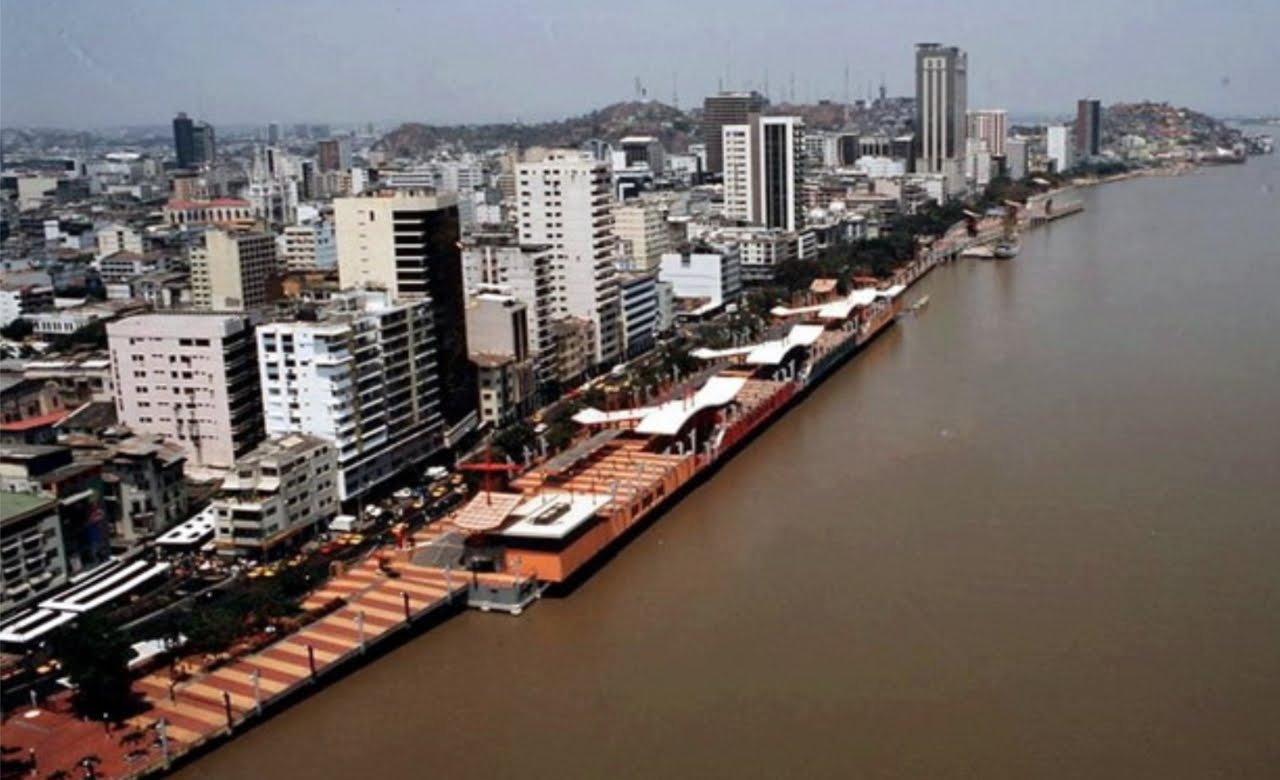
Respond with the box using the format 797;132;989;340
993;238;1021;259
912;295;930;311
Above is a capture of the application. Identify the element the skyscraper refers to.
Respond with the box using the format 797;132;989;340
192;122;216;165
702;91;768;175
914;43;968;192
267;122;281;145
173;112;196;168
722;115;805;231
1075;99;1102;159
1046;125;1074;173
334;190;476;432
316;137;352;173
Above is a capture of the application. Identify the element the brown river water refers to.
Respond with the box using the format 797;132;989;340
178;154;1280;779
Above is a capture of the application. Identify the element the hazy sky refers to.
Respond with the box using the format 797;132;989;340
2;0;1277;128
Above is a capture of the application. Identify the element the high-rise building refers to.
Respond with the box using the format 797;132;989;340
107;314;264;470
334;190;475;431
256;291;444;500
267;122;281;145
173;112;196;169
192;122;216;166
613;200;672;270
1006;137;1030;180
189;228;280;311
1046;125;1074;173
516;150;622;367
1075;99;1102;159
618;136;666;172
702;91;768;174
316;137;352;173
914;43;968;193
966;109;1007;157
722;115;805;231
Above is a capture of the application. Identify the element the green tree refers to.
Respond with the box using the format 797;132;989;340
49;613;138;718
0;318;34;341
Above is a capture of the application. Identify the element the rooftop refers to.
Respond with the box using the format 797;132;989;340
0;491;58;524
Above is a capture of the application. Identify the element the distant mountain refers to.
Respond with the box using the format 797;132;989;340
375;100;697;158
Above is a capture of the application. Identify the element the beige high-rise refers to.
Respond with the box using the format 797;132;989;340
189;228;279;310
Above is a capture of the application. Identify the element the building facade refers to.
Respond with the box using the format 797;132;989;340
213;434;339;557
658;246;743;314
0;492;66;617
334;189;474;432
107;314;264;470
190;228;280;311
915;43;969;193
613;200;672;270
1076;99;1102;159
966;109;1008;157
516;150;622;367
701;91;768;174
619;270;660;358
722;115;805;232
256;290;444;501
466;294;535;426
1047;125;1075;173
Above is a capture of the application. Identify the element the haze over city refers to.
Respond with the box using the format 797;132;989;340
2;0;1278;127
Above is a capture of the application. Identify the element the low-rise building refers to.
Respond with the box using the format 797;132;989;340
658;245;743;316
99;437;189;545
0;444;108;570
619;270;660;358
0;492;67;617
467;293;536;426
212;434;339;558
0;280;55;327
163;198;254;229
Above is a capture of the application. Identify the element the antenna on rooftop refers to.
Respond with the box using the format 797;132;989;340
764;68;770;101
672;71;679;108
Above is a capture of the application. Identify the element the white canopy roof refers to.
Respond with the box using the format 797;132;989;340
572;406;656;426
40;559;170;613
156;506;217;546
634;375;748;436
816;288;881;320
745;324;827;366
0;608;77;644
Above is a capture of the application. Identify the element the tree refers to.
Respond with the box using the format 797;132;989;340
0;318;34;341
49;613;138;718
492;421;536;460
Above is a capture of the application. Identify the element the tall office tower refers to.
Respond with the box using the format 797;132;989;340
191;122;216;165
108;314;263;469
914;43;968;192
256;291;444;500
267;122;281;145
722;115;806;231
1075;99;1102;159
189;228;280;311
966;109;1007;157
173;112;196;168
702;91;768;175
316;137;352;173
516;150;622;367
334;190;476;431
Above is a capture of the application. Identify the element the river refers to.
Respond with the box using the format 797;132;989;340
177;153;1280;779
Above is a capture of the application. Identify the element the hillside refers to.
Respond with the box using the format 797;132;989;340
375;100;696;158
1102;101;1241;148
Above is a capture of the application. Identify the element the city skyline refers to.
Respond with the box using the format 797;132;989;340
2;0;1278;128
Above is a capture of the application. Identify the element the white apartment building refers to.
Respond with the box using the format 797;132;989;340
1046;125;1075;173
256;290;444;501
613;200;672;270
658;246;743;315
0;281;55;327
213;433;339;557
189;228;280;311
722;115;806;231
279;220;337;271
516;150;622;367
107;314;264;470
95;223;145;260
